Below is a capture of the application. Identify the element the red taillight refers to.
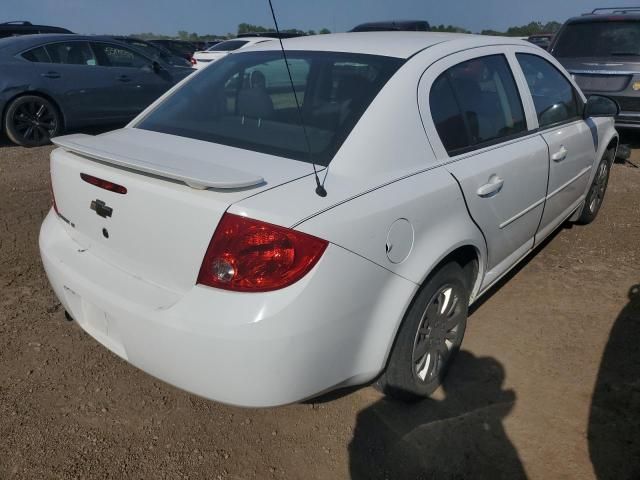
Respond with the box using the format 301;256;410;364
190;56;197;65
197;213;328;292
80;173;127;194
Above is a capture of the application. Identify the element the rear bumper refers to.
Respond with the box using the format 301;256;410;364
40;211;415;407
613;112;640;129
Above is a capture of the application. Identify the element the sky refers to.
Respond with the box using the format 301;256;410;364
4;0;634;36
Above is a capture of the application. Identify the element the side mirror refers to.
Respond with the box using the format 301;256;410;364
584;95;619;119
143;61;162;74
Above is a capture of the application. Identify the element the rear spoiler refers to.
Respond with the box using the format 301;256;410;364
51;132;264;190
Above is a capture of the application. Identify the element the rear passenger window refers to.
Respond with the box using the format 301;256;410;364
516;53;580;128
46;42;96;66
22;46;50;63
430;75;469;152
430;55;526;155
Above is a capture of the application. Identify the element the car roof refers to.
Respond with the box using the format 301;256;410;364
235;37;277;43
566;12;640;23
237;32;302;39
350;20;430;32
248;31;528;59
0;33;174;62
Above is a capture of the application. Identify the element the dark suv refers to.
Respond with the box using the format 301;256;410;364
550;7;640;129
350;20;430;32
0;21;72;38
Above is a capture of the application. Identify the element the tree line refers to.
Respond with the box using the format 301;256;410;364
130;23;331;42
129;20;562;42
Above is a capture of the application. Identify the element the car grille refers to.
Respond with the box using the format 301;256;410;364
615;96;640;112
573;74;631;92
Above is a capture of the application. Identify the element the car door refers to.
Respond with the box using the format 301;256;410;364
419;48;549;290
513;51;596;244
90;42;172;118
35;40;118;125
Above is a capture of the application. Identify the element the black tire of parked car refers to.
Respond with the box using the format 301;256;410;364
576;148;614;225
376;261;470;401
4;95;62;147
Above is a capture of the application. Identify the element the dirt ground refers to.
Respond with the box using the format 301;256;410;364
0;134;638;480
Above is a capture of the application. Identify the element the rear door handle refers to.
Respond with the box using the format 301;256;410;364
551;146;568;162
477;175;504;198
117;75;131;82
40;71;60;79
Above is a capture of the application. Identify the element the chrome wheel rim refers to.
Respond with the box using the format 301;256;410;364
589;161;609;214
12;100;57;144
412;284;464;383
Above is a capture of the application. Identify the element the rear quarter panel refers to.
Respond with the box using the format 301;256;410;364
295;166;487;296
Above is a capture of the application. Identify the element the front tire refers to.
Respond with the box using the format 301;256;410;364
376;262;470;401
576;149;613;225
4;95;62;147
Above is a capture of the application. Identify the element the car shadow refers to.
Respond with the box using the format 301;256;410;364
588;284;640;480
0;133;12;148
616;130;640;166
348;350;527;479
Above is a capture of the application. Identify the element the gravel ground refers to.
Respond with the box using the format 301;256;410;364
0;135;638;479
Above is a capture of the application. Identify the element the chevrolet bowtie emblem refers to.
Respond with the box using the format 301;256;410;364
90;199;113;218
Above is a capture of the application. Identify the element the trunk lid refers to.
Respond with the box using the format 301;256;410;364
193;51;228;63
50;127;312;293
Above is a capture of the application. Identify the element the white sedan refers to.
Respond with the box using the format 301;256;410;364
191;37;275;69
41;32;619;407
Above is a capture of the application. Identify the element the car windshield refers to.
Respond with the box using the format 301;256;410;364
208;40;250;51
137;50;403;166
553;20;640;57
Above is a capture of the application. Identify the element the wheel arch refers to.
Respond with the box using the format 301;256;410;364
373;242;483;386
605;134;619;163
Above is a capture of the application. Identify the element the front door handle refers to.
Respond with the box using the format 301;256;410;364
117;75;131;82
40;71;60;79
551;146;568;162
477;175;505;198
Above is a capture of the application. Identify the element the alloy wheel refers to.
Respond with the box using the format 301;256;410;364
589;161;609;214
11;99;58;145
412;284;465;383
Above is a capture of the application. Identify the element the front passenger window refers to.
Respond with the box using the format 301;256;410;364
516;53;580;128
91;43;149;68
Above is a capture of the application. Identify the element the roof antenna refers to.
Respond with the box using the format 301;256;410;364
267;0;327;197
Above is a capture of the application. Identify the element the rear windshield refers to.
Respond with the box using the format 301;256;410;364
209;40;249;51
137;50;403;166
553;20;640;57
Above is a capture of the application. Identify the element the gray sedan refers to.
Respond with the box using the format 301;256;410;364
0;34;193;146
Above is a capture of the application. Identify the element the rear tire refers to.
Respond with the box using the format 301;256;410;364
4;95;62;147
376;262;470;401
576;149;613;225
